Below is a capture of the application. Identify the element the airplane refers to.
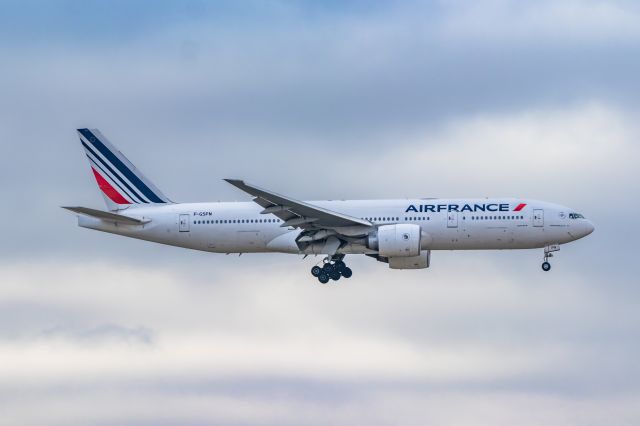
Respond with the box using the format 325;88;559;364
64;128;595;283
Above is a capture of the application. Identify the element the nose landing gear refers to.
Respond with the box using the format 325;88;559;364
541;244;560;271
311;255;353;283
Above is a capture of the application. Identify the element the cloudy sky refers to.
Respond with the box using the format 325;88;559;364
1;0;639;424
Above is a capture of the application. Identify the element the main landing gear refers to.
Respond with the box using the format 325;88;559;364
541;244;560;272
310;255;353;284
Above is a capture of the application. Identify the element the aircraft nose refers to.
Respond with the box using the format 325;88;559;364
584;220;595;236
570;219;595;240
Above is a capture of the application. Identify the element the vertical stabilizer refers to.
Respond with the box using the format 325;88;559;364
77;128;171;211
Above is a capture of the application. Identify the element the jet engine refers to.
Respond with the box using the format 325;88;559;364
367;224;421;257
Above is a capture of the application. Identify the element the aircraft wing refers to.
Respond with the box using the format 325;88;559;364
62;206;150;225
224;179;372;230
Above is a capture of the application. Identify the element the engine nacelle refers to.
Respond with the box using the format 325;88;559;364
389;251;431;269
369;224;421;257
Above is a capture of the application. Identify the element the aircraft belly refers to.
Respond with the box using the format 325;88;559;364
203;228;265;253
425;224;543;250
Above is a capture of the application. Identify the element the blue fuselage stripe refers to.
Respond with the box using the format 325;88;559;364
79;129;164;203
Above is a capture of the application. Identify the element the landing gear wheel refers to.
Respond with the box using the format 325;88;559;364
316;255;352;283
341;267;353;278
322;263;334;273
542;261;551;272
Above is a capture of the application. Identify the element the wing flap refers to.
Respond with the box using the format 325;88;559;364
224;179;372;229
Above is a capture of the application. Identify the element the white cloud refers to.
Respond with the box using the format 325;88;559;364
0;261;571;383
342;102;638;206
0;255;636;425
0;2;639;424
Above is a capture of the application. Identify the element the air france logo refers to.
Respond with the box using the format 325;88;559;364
405;203;527;213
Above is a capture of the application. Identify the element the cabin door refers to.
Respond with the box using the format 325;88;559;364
447;212;458;228
179;214;190;232
533;209;544;227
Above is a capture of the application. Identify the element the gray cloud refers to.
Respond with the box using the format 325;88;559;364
0;1;639;424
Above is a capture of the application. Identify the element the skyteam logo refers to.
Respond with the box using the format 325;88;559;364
405;203;527;213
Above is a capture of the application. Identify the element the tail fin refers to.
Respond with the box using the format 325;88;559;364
77;128;172;211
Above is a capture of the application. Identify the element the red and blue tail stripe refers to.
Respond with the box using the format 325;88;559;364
83;141;145;203
78;128;171;208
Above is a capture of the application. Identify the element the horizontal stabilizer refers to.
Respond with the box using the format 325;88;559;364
62;206;150;225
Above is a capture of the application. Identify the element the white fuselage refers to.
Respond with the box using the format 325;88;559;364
77;198;595;255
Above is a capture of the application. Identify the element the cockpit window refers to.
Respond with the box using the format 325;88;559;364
569;213;585;219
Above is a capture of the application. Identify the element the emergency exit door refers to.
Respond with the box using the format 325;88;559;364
179;214;190;232
533;209;544;227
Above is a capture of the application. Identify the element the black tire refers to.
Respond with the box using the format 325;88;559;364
318;274;330;284
334;260;346;271
542;261;551;272
330;270;341;281
322;263;334;273
311;265;322;277
341;267;353;278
